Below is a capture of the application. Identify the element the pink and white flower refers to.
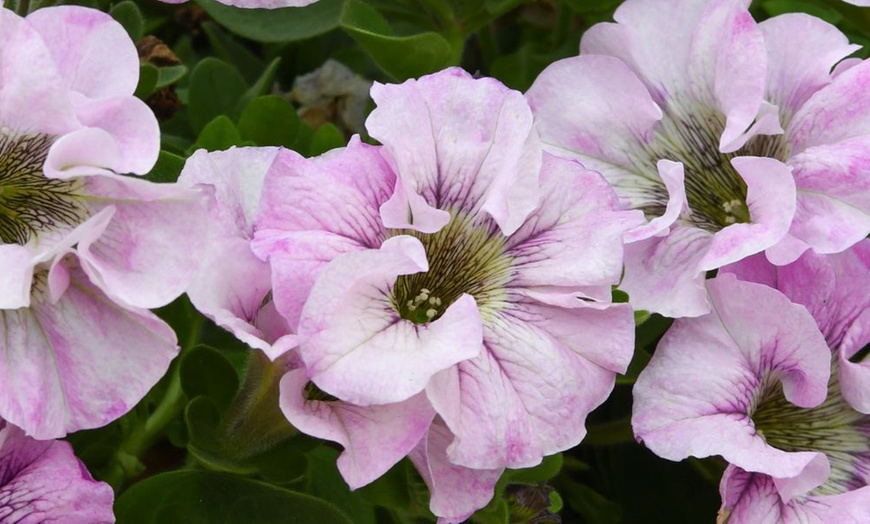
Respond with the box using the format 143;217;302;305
633;244;870;522
0;419;114;523
253;68;640;520
527;0;870;317
0;6;207;438
179;147;296;360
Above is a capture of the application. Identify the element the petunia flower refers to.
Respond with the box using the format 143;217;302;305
527;0;870;317
0;419;114;523
632;246;870;521
252;68;640;520
179;147;296;360
0;6;207;439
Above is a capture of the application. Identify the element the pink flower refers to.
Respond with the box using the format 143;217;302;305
0;420;114;523
0;6;207;438
527;0;870;317
633;245;870;521
253;68;640;520
179;147;296;360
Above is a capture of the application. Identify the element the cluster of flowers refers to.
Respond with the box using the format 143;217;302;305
0;0;868;522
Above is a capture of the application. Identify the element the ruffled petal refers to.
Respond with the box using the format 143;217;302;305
507;153;642;288
76;174;208;309
720;466;870;523
620;226;713;318
788;60;870;154
279;369;435;489
633;275;832;484
0;264;178;438
179;147;284;353
701;156;796;270
0;422;114;523
787;137;870;255
0;10;78;135
426;306;620;470
298;236;483;406
526;55;663;200
0;244;35;309
408;420;502;524
25;6;139;99
758;14;858;123
368;68;541;236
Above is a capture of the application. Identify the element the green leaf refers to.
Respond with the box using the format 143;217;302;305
180;345;241;413
202;22;266;84
197;0;346;43
189;115;244;153
238;95;300;148
144;151;186;183
506;453;563;484
559;482;622;524
110;0;144;41
762;0;843;23
309;123;346;156
306;447;378;524
188;58;248;133
239;58;283;111
135;63;159;100
156;65;188;89
340;0;453;80
114;470;355;524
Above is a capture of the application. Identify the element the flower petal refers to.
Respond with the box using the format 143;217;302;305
426;307;620;469
788;60;870;154
25;6;139;99
633;275;832;484
0;10;78;135
507;153;642;289
279;368;435;489
620;226;713;318
368;68;542;235
0;264;178;438
701;156;796;270
839;309;870;414
758;14;859;123
77;174;208;309
0;422;114;523
787;136;870;255
720;466;870;523
408;420;502;524
299;236;482;406
526;54;663;200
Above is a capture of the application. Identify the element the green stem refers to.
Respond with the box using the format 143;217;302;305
119;312;204;464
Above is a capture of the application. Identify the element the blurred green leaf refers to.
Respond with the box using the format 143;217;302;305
188;58;248;133
309;123;346;155
240;58;283;110
156;65;188;89
180;345;240;413
144;150;186;183
110;0;144;41
340;0;453;80
197;0;346;43
202;22;266;84
135;63;159;100
507;453;564;484
189;115;244;152
306;447;379;524
762;0;843;23
560;481;623;524
239;95;300;148
114;470;355;524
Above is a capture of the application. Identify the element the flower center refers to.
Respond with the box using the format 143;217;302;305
0;131;87;245
641;105;790;233
390;211;512;325
751;367;870;496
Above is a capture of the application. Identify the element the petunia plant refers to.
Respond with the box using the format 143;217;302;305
1;0;869;522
